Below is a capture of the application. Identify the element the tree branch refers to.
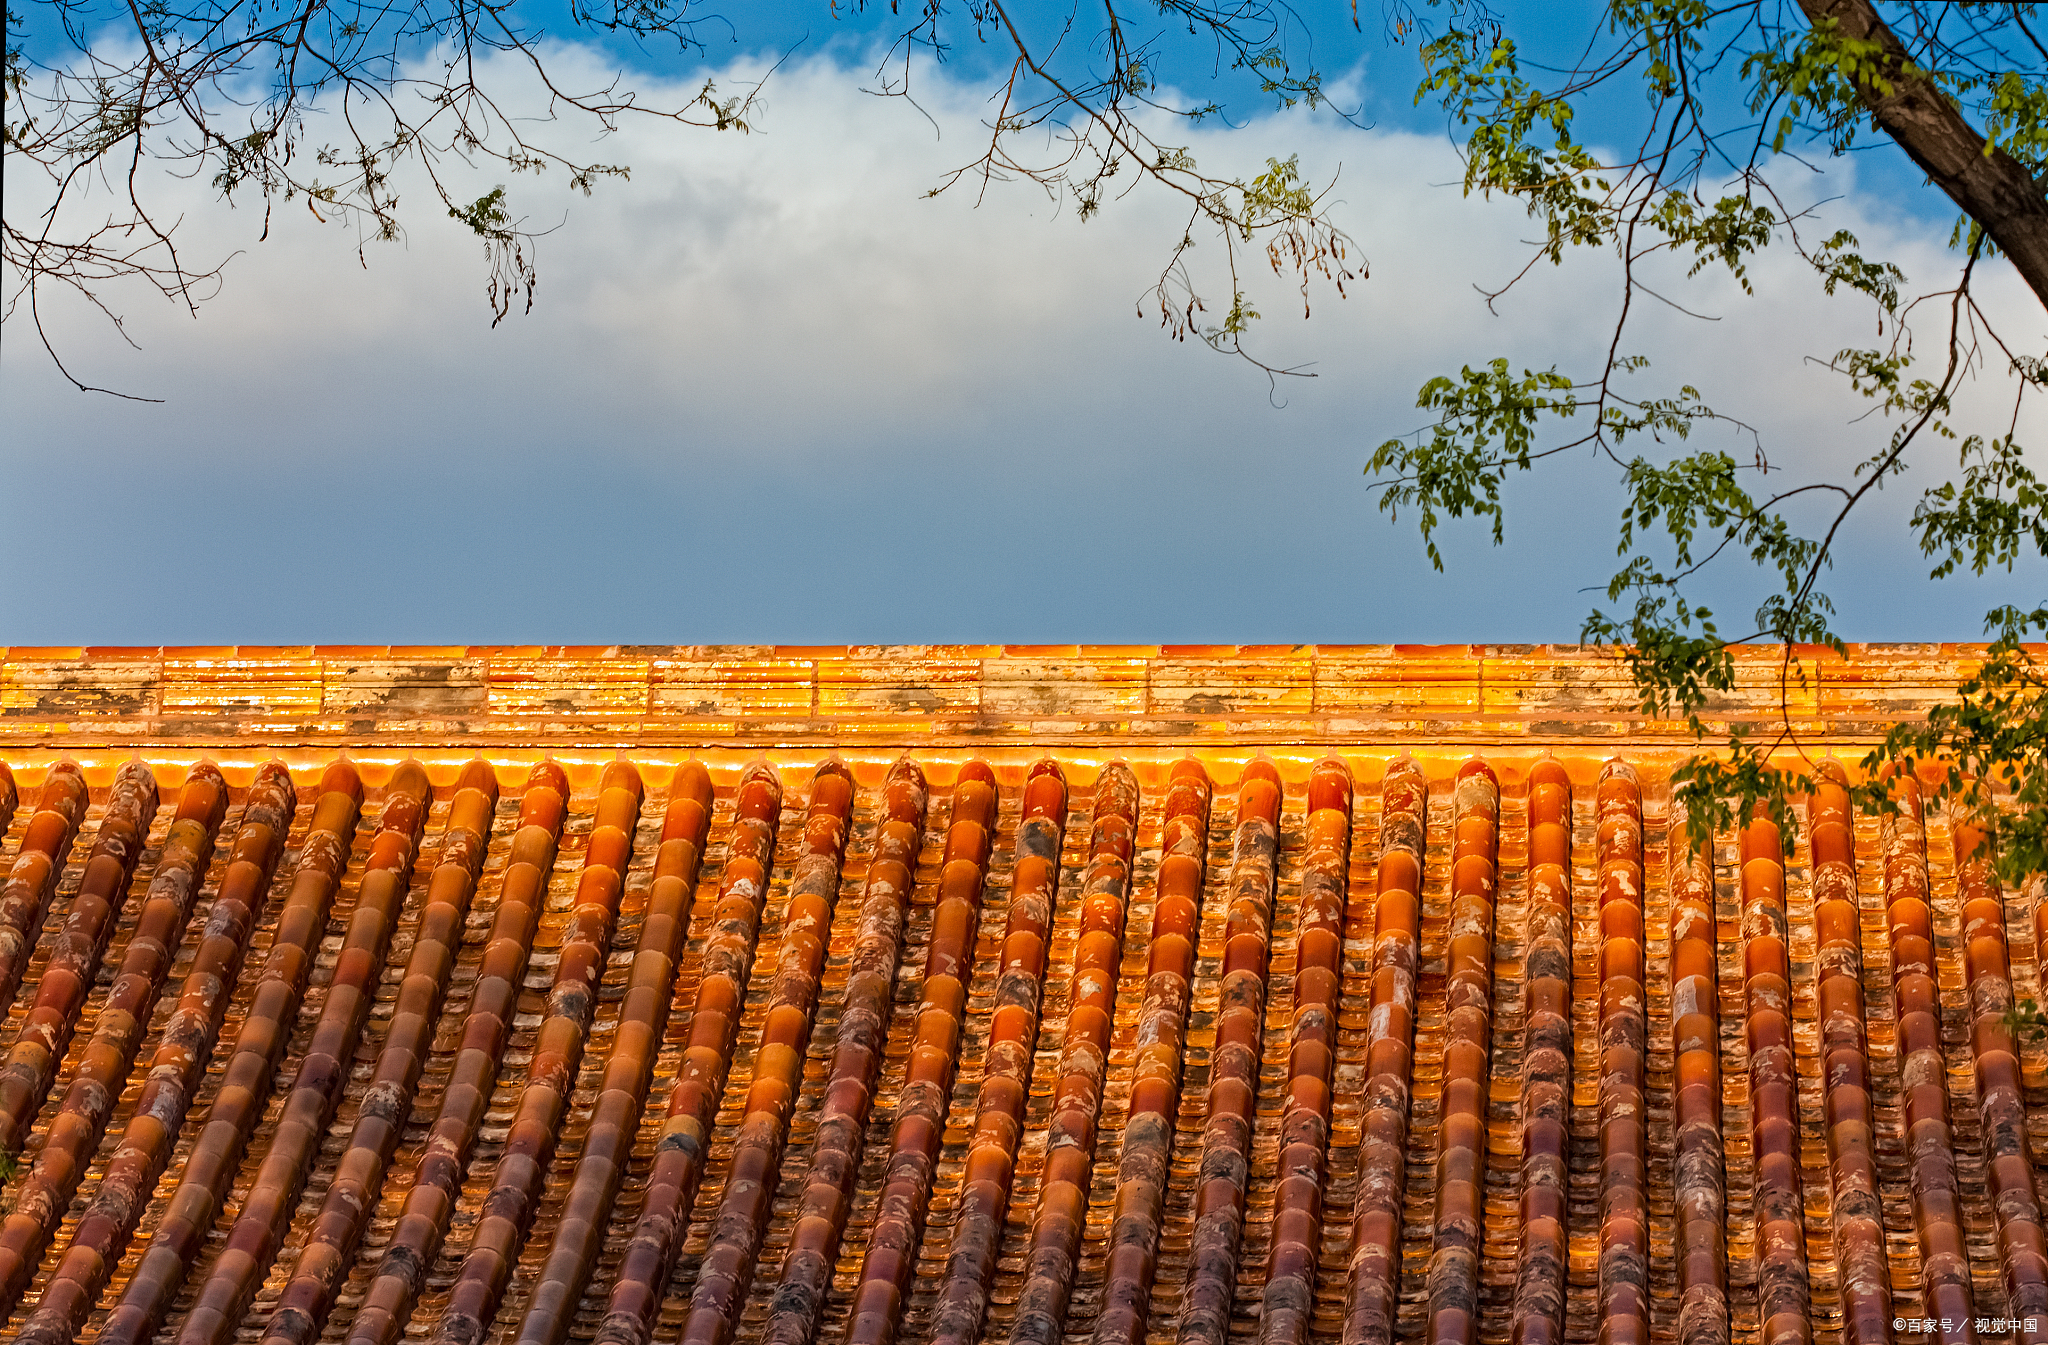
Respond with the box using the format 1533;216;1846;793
1797;0;2048;307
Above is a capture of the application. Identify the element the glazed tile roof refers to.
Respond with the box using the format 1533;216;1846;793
0;645;2039;1345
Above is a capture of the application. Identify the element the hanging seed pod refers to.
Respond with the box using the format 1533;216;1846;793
1005;763;1142;1345
1340;756;1430;1345
507;761;723;1345
1176;759;1284;1345
1955;806;2048;1342
1090;757;1214;1345
17;760;353;1345
929;760;1071;1345
1511;759;1573;1345
665;761;861;1345
107;762;431;1345
1669;803;1728;1345
755;758;931;1345
1884;771;1976;1345
1423;759;1500;1345
0;760;235;1313
842;761;1003;1345
1257;757;1352;1345
1594;761;1648;1345
341;761;574;1345
0;760;91;1015
0;757;162;1152
256;760;503;1345
1809;762;1888;1345
1741;808;1810;1345
601;761;853;1345
428;760;648;1345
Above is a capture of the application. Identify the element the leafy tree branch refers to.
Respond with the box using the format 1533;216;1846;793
1369;0;2047;874
3;0;1360;389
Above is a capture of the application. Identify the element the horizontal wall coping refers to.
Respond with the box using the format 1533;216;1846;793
0;644;2022;749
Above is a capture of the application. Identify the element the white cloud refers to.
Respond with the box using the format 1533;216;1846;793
2;45;2040;642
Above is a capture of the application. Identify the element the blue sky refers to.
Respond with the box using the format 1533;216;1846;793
2;1;2039;643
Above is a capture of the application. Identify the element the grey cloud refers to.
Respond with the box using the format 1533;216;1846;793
1;48;2039;642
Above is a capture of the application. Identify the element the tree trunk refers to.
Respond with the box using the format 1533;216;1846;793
1797;0;2048;308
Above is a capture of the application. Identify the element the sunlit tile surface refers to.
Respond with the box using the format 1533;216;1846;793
0;646;2036;1345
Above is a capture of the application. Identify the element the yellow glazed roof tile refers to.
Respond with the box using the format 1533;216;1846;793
0;649;2035;1345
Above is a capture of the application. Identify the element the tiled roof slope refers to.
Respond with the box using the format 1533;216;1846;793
0;647;2040;1345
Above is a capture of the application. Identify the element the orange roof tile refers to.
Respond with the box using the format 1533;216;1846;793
0;646;2037;1345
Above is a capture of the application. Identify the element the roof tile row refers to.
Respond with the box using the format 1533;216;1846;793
0;644;2034;1345
0;747;2022;1345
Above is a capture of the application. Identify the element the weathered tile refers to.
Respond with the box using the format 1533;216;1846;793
0;640;2027;1345
161;655;323;718
324;658;489;718
486;652;652;719
982;657;1147;717
1314;647;1481;716
1;654;159;718
1696;644;1827;721
1479;647;1639;718
1820;646;1980;720
815;655;980;717
651;656;817;717
1150;650;1312;715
